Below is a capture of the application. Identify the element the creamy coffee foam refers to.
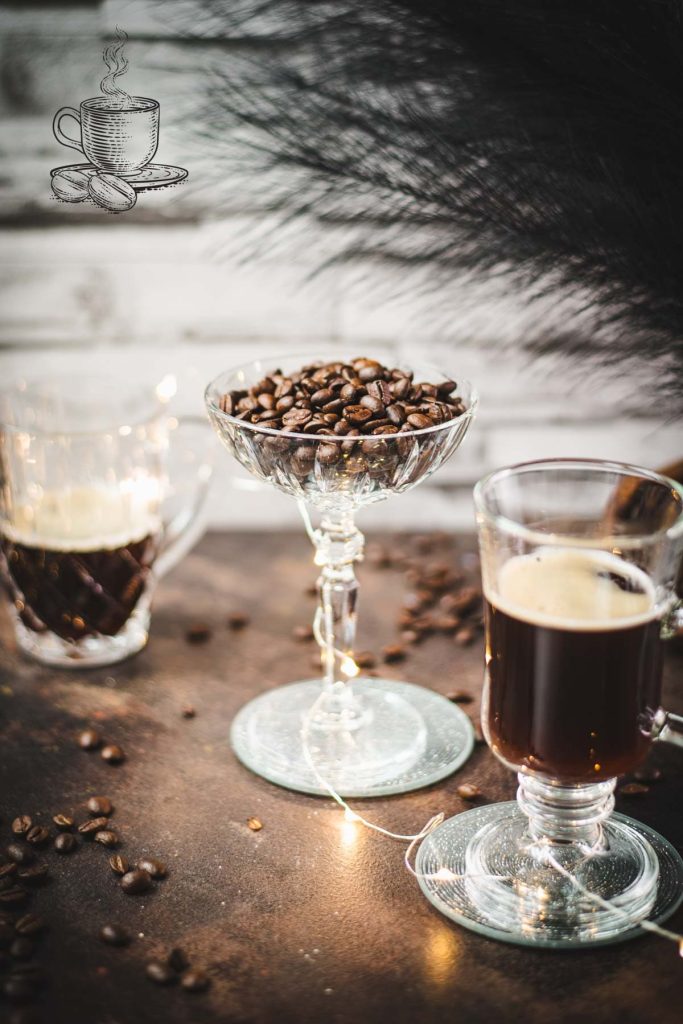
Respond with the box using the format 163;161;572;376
1;484;161;552
488;548;656;631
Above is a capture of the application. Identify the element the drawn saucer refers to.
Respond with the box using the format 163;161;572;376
50;162;188;191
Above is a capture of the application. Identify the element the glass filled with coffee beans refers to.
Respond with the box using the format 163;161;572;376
417;458;683;947
206;351;478;796
0;375;213;667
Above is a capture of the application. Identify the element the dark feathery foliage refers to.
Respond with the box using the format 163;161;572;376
190;0;683;411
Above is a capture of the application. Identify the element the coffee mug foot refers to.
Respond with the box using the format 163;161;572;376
12;606;151;669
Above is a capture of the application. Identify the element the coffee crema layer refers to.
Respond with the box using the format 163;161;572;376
1;485;161;641
484;549;662;782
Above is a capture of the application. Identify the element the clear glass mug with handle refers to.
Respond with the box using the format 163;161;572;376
0;376;213;668
417;458;683;947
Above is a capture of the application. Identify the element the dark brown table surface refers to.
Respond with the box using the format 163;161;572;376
0;531;682;1024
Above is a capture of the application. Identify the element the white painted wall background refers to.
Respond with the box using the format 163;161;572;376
1;2;680;533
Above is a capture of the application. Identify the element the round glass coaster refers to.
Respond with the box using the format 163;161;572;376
416;802;683;949
230;677;475;798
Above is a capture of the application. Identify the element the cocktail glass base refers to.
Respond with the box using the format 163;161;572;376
230;677;475;798
416;801;683;948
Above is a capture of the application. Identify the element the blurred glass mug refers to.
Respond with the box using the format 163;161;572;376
0;377;213;668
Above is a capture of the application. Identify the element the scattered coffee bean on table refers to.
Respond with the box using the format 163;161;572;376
181;704;196;719
146;960;177;985
446;690;473;704
0;887;27;906
292;625;314;642
54;833;77;855
11;817;32;837
136;858;167;879
0;863;17;879
382;643;406;663
52;814;74;830
185;624;212;644
457;783;482;801
619;782;650;796
100;924;131;947
93;831;118;848
14;915;45;937
168;947;190;973
109;854;130;875
227;612;250;630
78;729;103;751
354;651;377;669
181;968;210;993
101;745;126;765
87;796;113;816
247;818;263;832
25;827;49;848
120;869;152;895
16;865;48;885
78;817;109;837
6;846;33;866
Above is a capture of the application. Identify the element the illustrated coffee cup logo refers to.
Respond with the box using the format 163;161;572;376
50;29;187;213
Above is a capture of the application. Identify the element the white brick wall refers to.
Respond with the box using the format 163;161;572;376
1;2;680;533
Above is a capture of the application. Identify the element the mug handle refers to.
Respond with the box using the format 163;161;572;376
154;416;215;579
52;107;85;154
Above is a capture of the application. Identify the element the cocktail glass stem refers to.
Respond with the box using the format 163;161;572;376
516;774;615;851
305;507;367;732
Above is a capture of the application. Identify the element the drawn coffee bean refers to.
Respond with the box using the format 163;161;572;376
51;169;91;202
88;173;137;212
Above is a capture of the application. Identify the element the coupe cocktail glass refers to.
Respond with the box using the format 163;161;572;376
206;352;478;796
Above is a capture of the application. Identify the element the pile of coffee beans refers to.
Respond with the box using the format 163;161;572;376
217;357;468;484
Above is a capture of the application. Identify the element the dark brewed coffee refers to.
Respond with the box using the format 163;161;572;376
483;549;662;781
0;486;160;641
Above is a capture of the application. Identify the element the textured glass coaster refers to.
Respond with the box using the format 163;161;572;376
230;677;475;797
416;802;683;948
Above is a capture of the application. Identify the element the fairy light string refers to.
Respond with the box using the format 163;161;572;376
297;500;683;955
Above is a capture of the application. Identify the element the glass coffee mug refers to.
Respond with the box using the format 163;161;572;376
0;377;213;668
417;459;683;947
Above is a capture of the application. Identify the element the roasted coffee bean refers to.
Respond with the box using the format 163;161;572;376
317;442;340;466
100;923;130;947
79;728;103;751
344;404;374;426
109;854;130;875
292;624;314;642
94;830;118;848
406;413;433;430
359;394;385;415
11;818;32;837
0;887;26;906
247;817;263;832
456;783;482;801
181;704;196;719
25;827;49;848
87;796;113;816
54;833;77;855
121;869;152;895
185;623;212;644
9;938;34;960
51;167;91;202
16;865;48;885
339;383;358;403
6;846;33;866
311;387;334;406
136;858;167;879
619;782;650;796
0;863;17;879
181;969;210;993
446;690;473;704
434;615;461;633
168;947;190;973
101;745;126;765
354;651;377;669
275;395;295;412
52;814;74;830
78;818;109;836
282;407;312;428
454;626;475;646
382;644;406;663
14;915;45;937
256;392;275;411
437;379;457;397
227;612;250;630
146;960;177;985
